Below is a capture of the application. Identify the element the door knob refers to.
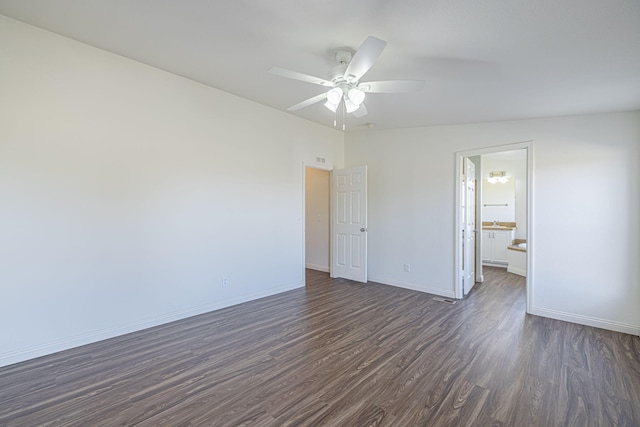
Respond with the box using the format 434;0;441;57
360;227;367;232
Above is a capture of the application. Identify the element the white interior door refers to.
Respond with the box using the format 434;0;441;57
463;158;476;295
331;166;368;283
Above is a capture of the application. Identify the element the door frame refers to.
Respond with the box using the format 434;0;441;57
454;141;534;313
302;162;333;284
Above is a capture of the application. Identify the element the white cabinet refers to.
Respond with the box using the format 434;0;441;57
507;247;527;276
482;229;514;266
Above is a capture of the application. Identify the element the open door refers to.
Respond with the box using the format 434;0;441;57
462;158;477;295
331;166;368;283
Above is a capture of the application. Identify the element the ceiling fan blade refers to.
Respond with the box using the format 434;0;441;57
352;103;368;118
344;36;387;82
287;92;328;111
269;67;333;87
360;80;425;93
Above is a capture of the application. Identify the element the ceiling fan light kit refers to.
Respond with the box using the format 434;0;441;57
325;87;365;114
326;87;343;105
324;100;339;113
269;36;425;129
348;88;365;105
344;98;360;114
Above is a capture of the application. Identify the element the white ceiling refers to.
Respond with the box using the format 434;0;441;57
1;0;639;131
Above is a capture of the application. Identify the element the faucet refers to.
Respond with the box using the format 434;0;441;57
493;220;498;226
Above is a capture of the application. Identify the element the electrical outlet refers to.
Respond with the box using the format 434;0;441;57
222;276;228;287
404;263;411;272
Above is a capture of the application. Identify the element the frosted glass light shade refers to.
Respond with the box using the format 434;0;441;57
324;100;339;112
345;98;360;113
326;87;343;104
348;88;365;105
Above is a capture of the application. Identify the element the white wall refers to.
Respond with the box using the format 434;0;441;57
482;179;516;222
0;16;344;367
345;111;640;334
305;167;330;272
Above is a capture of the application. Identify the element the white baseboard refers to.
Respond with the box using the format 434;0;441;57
368;276;456;299
305;263;330;273
507;266;527;276
0;281;303;368
530;306;640;336
482;262;507;268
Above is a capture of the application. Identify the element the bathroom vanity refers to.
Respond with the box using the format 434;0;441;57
507;241;527;276
482;223;515;266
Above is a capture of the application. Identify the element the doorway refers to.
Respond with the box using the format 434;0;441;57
304;166;331;274
482;150;528;275
303;164;369;284
454;141;533;313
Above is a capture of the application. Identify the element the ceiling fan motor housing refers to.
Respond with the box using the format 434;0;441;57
329;49;354;81
335;50;352;64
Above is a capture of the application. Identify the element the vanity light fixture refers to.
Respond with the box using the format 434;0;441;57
488;171;509;184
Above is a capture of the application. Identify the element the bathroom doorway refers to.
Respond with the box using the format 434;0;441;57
454;141;533;313
482;150;527;277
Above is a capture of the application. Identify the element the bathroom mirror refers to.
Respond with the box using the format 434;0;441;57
483;179;515;222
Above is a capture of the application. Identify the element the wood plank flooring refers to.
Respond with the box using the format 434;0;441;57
1;267;639;426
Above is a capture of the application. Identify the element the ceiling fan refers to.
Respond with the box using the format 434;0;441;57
269;36;425;125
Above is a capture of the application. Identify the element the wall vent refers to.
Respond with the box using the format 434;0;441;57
432;297;457;305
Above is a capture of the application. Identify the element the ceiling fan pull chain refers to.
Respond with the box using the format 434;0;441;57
342;100;346;131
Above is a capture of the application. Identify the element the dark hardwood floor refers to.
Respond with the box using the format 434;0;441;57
1;267;639;426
